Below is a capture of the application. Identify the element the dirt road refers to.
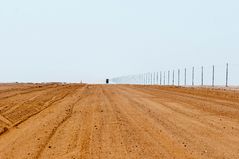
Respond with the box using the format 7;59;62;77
0;84;239;159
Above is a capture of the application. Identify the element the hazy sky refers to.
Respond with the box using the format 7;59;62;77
0;0;239;83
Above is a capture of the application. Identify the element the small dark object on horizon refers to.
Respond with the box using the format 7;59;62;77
106;79;109;84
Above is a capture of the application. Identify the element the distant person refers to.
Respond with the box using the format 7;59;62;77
106;79;109;84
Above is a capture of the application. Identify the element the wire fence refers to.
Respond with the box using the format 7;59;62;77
110;63;239;87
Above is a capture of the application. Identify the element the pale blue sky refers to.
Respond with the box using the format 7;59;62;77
0;0;239;83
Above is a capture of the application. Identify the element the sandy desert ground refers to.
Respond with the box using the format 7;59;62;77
0;84;239;159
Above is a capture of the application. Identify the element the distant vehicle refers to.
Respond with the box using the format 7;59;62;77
106;79;109;84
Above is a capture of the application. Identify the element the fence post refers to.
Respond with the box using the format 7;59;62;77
172;70;175;85
155;72;156;85
142;74;143;85
144;74;146;85
138;74;140;85
141;73;145;85
153;72;155;85
168;70;170;85
178;69;180;86
164;72;166;85
226;63;229;87
140;74;141;85
145;73;148;85
192;67;194;86
138;75;140;85
184;68;187;86
201;66;204;86
136;74;138;85
156;72;158;85
141;74;142;85
160;72;162;85
151;73;153;85
146;73;148;85
139;74;141;85
154;72;156;85
212;65;215;87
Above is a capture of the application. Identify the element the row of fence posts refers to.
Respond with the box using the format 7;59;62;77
142;63;229;87
111;63;229;87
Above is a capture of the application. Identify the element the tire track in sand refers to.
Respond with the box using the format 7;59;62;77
36;86;95;159
0;86;85;159
35;86;88;159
